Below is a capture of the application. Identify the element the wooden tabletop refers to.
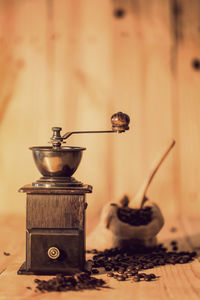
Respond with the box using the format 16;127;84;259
0;214;200;300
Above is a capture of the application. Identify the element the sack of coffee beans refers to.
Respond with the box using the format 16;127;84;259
87;141;176;251
87;197;164;251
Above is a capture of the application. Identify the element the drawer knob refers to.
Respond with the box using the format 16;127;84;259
48;247;60;259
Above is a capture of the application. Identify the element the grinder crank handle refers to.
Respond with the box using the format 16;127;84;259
50;112;130;147
62;112;130;139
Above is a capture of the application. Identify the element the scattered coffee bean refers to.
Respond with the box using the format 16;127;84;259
35;242;196;292
149;273;156;279
3;252;10;256
105;266;112;271
132;275;140;282
91;249;98;254
126;266;134;272
117;275;126;281
34;279;40;284
170;226;177;232
107;272;114;277
192;58;200;70
126;271;134;277
131;270;138;276
139;273;146;278
86;249;98;254
26;286;32;290
85;259;94;272
135;264;143;270
130;271;157;282
91;268;99;274
118;268;125;274
87;243;196;284
34;273;106;293
33;240;196;291
114;8;126;18
144;275;152;281
171;240;177;246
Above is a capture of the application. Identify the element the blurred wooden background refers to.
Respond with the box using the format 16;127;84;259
0;0;199;226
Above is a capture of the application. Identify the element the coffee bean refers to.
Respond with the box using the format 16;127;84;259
34;272;106;292
86;243;196;286
149;273;156;279
132;275;140;282
144;275;152;281
117;196;153;226
170;226;177;232
126;271;134;277
126;266;134;272
135;264;143;270
192;58;200;70
86;249;98;254
114;8;126;18
91;249;98;254
138;273;146;278
132;270;138;275
91;268;99;274
107;272;114;277
118;268;125;274
117;275;126;281
105;266;112;271
34;279;40;283
171;241;177;246
146;263;154;269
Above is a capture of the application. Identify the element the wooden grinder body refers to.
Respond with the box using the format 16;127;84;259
18;185;92;275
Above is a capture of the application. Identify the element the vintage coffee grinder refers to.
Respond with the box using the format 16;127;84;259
17;112;130;275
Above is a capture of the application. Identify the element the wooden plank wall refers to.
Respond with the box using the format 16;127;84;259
0;0;199;225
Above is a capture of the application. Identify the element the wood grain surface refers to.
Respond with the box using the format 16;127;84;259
0;0;199;222
0;214;199;300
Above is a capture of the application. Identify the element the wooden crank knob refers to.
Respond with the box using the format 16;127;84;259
111;112;130;131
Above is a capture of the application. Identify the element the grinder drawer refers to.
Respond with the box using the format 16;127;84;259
26;228;84;274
